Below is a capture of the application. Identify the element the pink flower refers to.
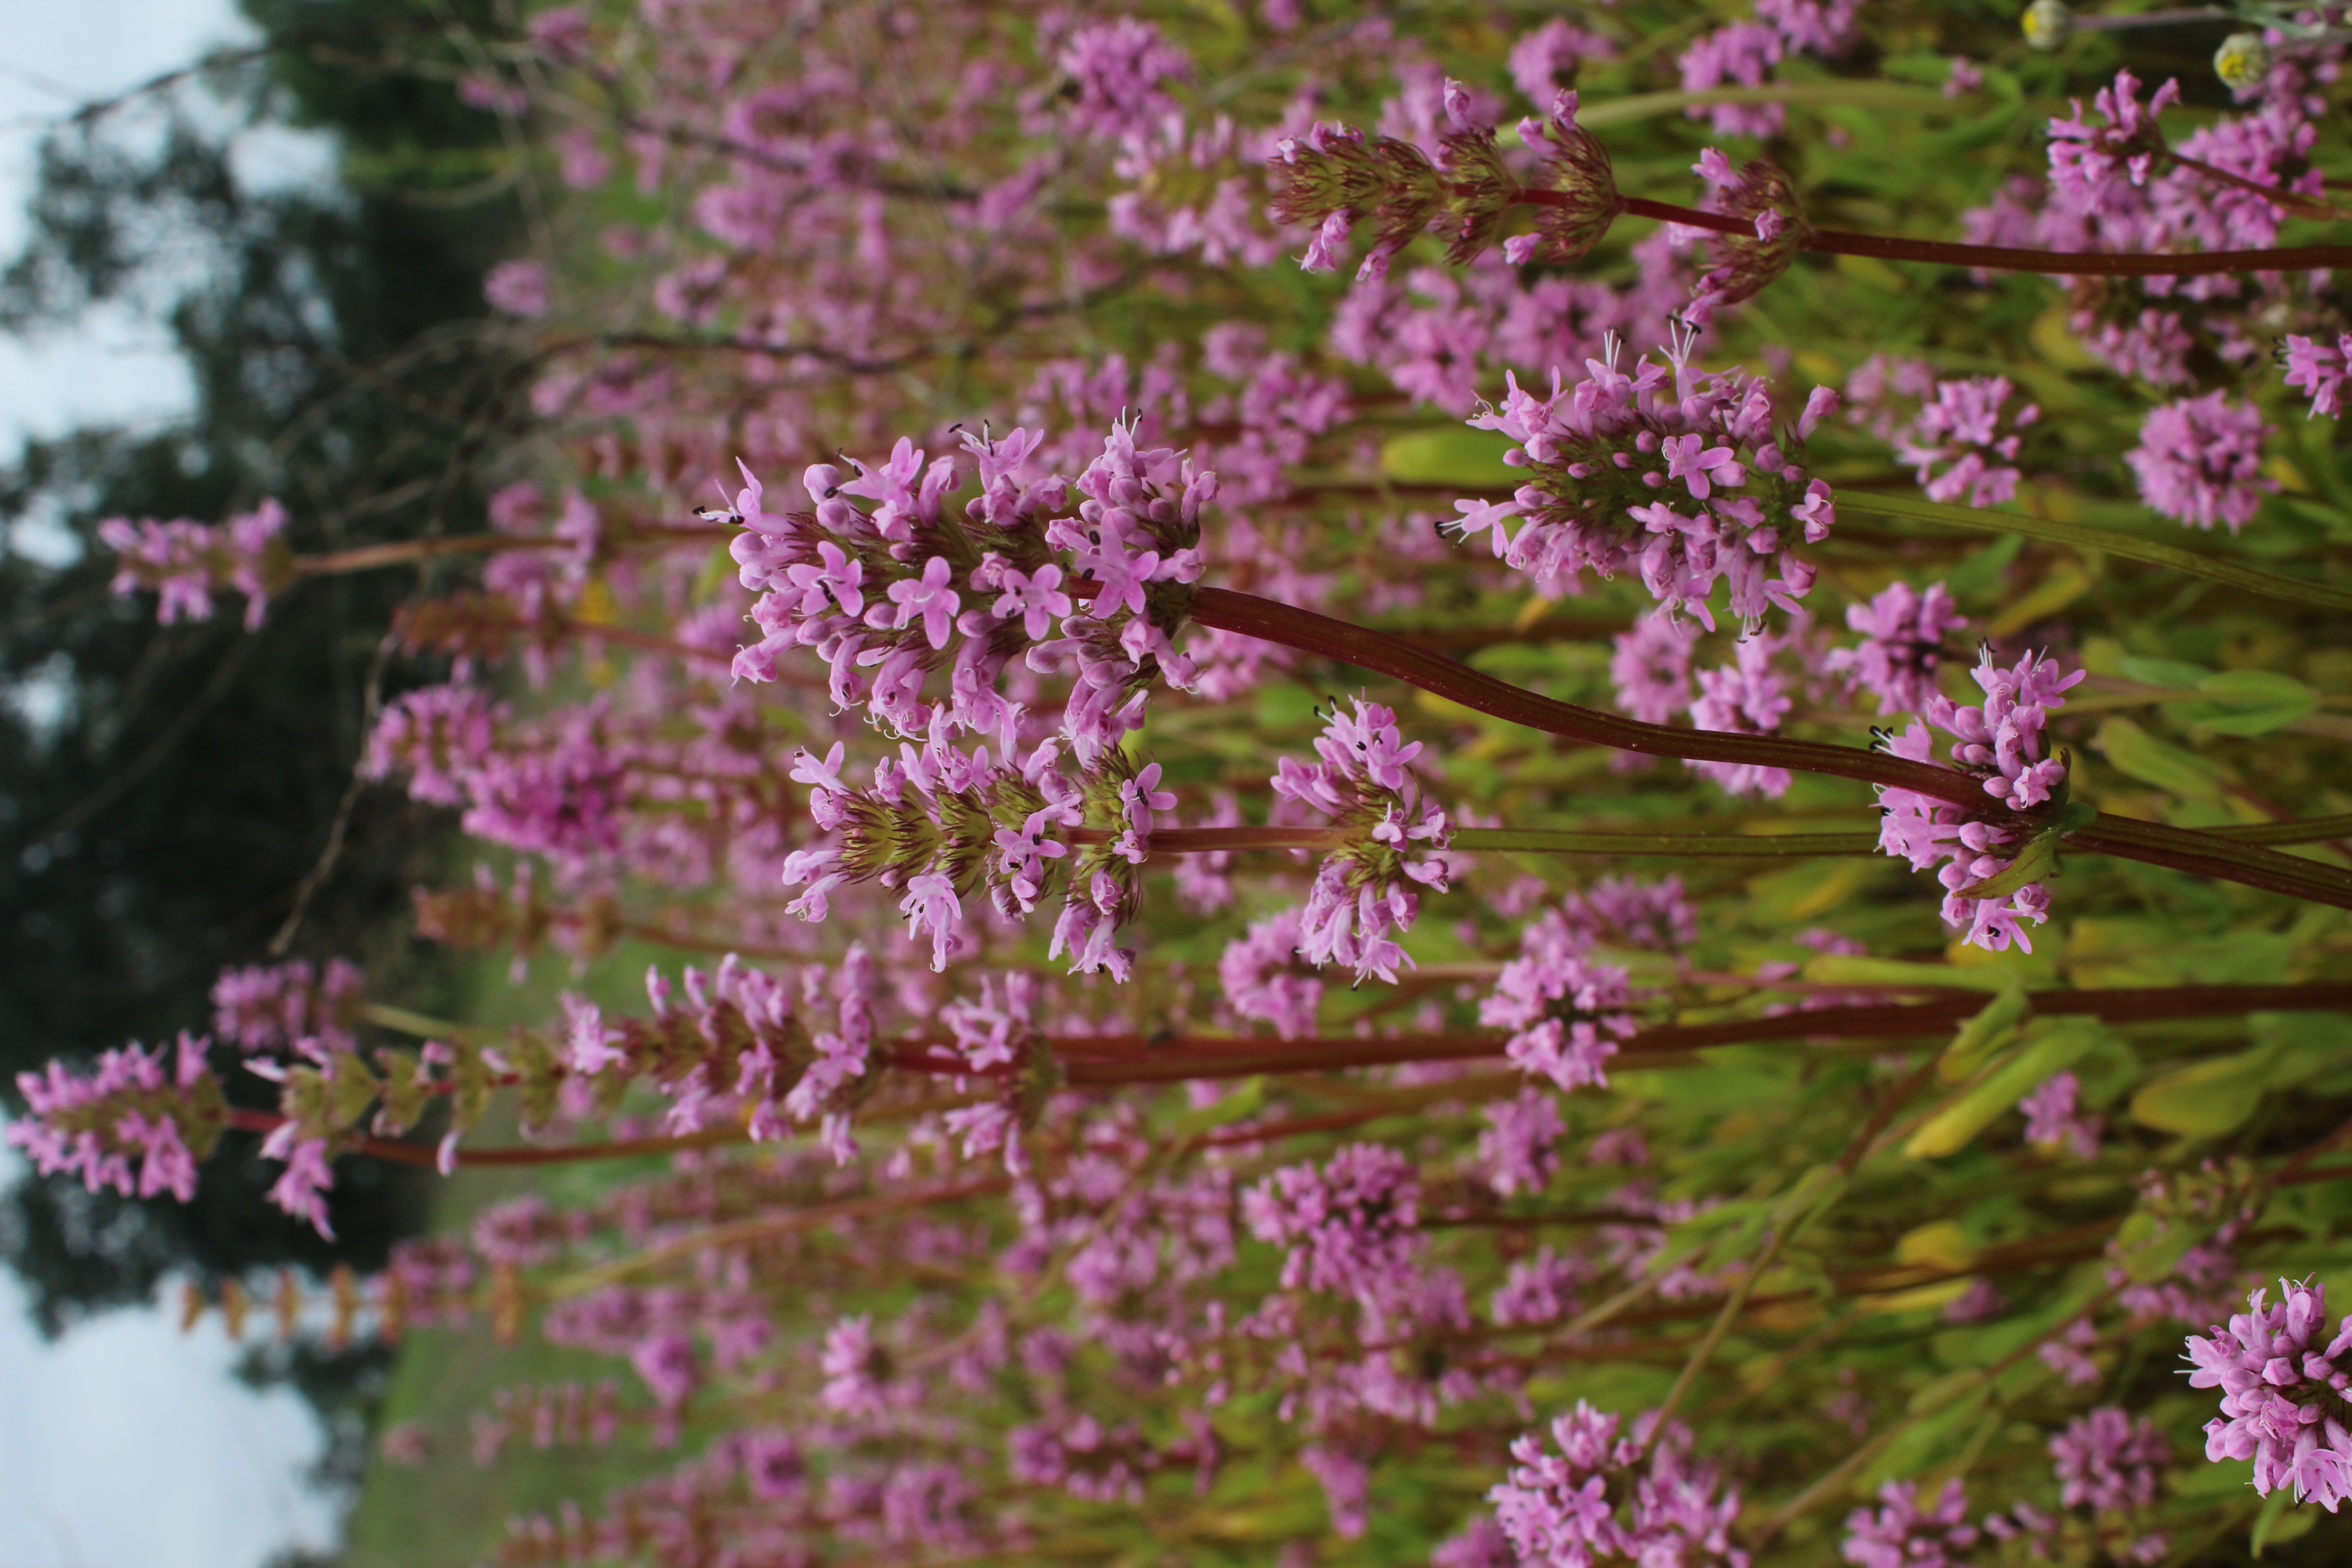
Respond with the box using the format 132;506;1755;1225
991;563;1072;639
1690;629;1795;799
1875;647;2085;953
898;873;963;972
1462;341;1833;625
2282;333;2352;419
2048;69;2182;205
1679;23;1786;139
2020;1070;2104;1161
1054;18;1191;145
784;540;865;618
2127;392;2276;534
484;259;550;317
1893;375;2039;508
1662;432;1741;501
886;555;963;648
1611;610;1697;724
263;1132;338;1239
1117;761;1176;833
1842;1479;1977;1568
1484;906;1636;1093
2186;1280;2352;1510
1825;580;1965;716
1220;910;1323;1038
2051;1407;2168;1513
1489;1403;1748;1566
1242;1143;1422;1296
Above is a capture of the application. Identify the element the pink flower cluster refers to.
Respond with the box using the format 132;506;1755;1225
2048;69;2182;204
211;957;368;1058
1480;902;1637;1093
1966;68;2325;385
1688;622;1798;798
2185;1279;2352;1510
2020;1069;2105;1161
2126;392;2276;534
780;723;1169;981
1487;1402;1749;1568
2051;1406;2169;1514
1508;20;1615;108
2283;331;2352;418
1841;1479;1976;1568
1892;375;2040;509
363;685;507;807
1269;697;1453;983
730;420;1209;764
1241;1142;1422;1298
7;1032;217;1203
1875;646;2086;952
1218;908;1323;1039
97;497;291;629
1825;580;1965;717
1452;334;1836;628
564;952;877;1159
1053;18;1191;147
1610;609;1700;725
1676;0;1859;138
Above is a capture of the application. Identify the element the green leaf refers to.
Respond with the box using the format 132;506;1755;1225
1378;426;1518;487
1906;1019;2104;1158
1770;1163;1849;1244
2068;918;2297;988
1803;956;2024;994
1954;828;2064;900
1834;491;2352;613
2166;670;2320;737
1938;988;2030;1085
2131;1047;2281;1137
1250;682;1320;735
1862;1382;1989;1490
2172;1458;2255;1497
1942;532;2023;604
2252;1485;2320;1555
2117;655;2215;689
2092;717;2232;804
1166;1076;1268;1141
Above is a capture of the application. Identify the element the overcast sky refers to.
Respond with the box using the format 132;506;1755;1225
0;4;345;1567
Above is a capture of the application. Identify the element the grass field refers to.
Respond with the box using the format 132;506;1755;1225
338;936;731;1566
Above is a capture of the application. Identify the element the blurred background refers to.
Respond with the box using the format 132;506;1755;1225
0;4;524;1563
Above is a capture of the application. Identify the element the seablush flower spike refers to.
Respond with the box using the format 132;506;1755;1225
1876;646;2088;952
41;7;2352;1565
1450;328;1837;627
729;421;1209;764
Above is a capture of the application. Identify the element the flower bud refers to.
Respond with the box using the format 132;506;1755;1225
2214;32;2272;92
2022;0;2072;51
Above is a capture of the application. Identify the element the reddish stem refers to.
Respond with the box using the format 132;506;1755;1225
2165;149;2347;220
1576;192;2352;277
215;982;2352;1171
1184;586;2352;910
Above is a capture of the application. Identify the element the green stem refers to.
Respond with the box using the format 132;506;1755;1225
360;1002;478;1040
1835;492;2352;614
1750;1284;2125;1545
1571;82;1950;128
1638;1056;1938;1460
